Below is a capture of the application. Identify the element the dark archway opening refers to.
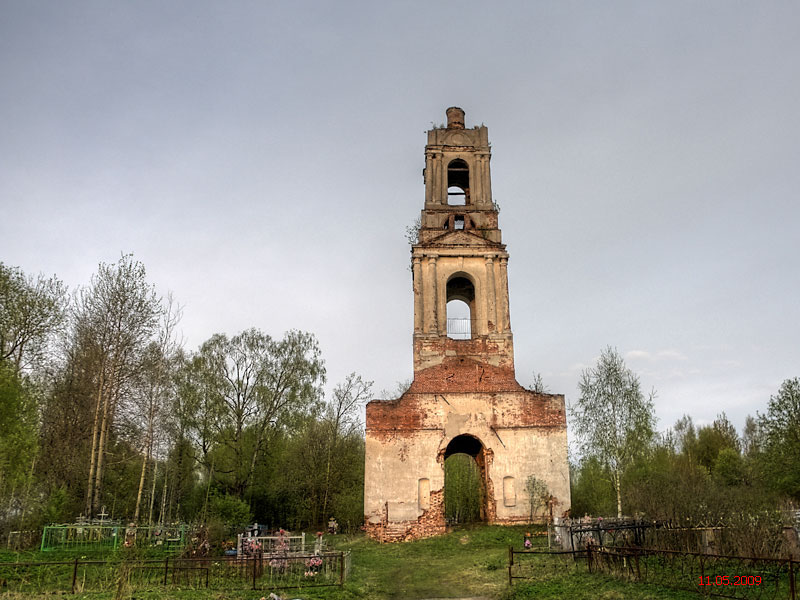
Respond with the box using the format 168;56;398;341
444;434;487;524
447;159;469;205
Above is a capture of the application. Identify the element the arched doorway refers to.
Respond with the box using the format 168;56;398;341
443;434;487;523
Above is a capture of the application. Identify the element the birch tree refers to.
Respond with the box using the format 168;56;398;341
320;373;372;521
129;296;182;523
570;346;656;518
74;255;161;517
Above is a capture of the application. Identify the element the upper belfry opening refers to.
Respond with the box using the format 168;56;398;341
424;107;492;208
421;107;500;243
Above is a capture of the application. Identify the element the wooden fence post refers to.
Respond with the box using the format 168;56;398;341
788;554;795;600
508;546;513;586
340;551;345;586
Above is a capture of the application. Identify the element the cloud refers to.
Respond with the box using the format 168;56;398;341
657;349;688;361
626;349;688;362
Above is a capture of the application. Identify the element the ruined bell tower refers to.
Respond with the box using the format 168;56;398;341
364;108;570;541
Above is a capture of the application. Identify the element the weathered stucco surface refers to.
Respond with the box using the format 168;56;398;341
364;108;570;541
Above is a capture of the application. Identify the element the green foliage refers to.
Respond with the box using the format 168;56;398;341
524;475;550;521
188;328;326;498
693;413;740;471
758;377;800;500
569;457;615;517
713;447;746;486
0;262;67;372
331;481;364;534
208;493;251;531
528;371;549;394
0;361;38;491
41;487;71;524
444;453;483;523
622;443;713;522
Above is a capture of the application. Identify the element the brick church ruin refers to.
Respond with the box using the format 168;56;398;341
364;107;570;541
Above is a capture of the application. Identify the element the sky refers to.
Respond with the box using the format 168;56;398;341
2;1;799;439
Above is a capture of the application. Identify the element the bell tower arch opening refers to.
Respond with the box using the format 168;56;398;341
446;275;475;340
443;434;487;523
447;159;469;205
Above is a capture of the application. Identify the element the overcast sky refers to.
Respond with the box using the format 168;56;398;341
2;1;799;439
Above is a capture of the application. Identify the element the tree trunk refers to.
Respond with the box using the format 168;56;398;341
321;428;337;525
614;469;622;519
92;392;111;515
148;460;158;525
133;415;154;523
245;431;263;498
86;370;105;517
133;450;148;523
159;466;168;525
94;353;126;515
201;458;215;523
20;453;37;521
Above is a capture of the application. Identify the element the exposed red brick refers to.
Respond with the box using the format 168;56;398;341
407;357;523;394
365;489;447;542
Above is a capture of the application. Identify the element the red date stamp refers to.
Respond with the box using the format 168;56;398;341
699;575;761;586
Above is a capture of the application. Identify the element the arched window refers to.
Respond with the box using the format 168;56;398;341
446;275;475;340
447;159;469;205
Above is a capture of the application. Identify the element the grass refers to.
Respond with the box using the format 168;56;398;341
1;525;703;599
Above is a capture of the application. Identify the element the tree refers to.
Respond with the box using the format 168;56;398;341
570;346;656;518
524;475;550;521
0;263;66;374
741;415;762;457
193;329;325;498
73;254;162;517
758;378;800;500
0;362;38;526
127;296;182;524
673;414;697;457
694;412;740;472
320;373;372;522
528;372;550;394
569;456;616;518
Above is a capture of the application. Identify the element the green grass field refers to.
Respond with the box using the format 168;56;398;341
1;525;701;599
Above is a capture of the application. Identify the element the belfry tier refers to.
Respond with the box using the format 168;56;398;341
411;107;514;374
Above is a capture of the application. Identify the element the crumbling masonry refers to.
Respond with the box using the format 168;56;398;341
364;107;570;541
